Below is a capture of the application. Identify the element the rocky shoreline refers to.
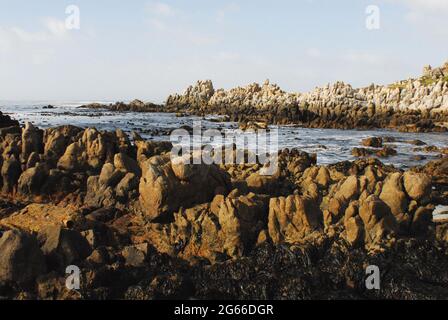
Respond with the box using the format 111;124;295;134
83;61;448;133
0;109;448;300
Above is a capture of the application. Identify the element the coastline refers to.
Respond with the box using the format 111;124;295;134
0;106;447;299
80;61;448;133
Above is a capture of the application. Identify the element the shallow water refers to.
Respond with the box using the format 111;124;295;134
1;101;447;168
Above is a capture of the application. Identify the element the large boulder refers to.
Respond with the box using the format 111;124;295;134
81;128;114;170
57;141;85;172
139;154;231;221
379;173;410;229
17;163;48;196
44;125;83;162
359;195;397;245
268;195;322;244
403;172;432;201
0;230;46;284
327;175;360;221
40;225;92;268
217;193;267;258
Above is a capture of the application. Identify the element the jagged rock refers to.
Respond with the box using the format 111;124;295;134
44;125;82;162
316;166;331;188
352;147;397;158
57;128;118;172
0;230;46;283
86;247;110;265
217;193;267;258
1;155;21;193
403;172;432;201
167;80;215;108
352;147;374;157
21;122;43;163
114;152;141;176
268;195;322;244
40;225;92;268
246;173;281;195
99;163;125;187
81;128;116;170
26;152;40;169
36;271;82;300
147;193;266;262
85;160;139;207
135;140;173;163
239;121;268;131
17;163;48;196
327;175;360;220
57;141;85;172
379;173;410;229
359;195;397;245
116;173;139;200
41;169;75;195
344;216;364;246
139;154;231;221
165;60;448;131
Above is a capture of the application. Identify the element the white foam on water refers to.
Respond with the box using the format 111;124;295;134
2;102;447;168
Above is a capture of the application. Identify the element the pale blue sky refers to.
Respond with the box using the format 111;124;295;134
0;0;447;102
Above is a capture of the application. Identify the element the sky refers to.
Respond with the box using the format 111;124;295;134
0;0;447;102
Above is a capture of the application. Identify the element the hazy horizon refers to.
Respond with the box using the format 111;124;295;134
1;0;448;102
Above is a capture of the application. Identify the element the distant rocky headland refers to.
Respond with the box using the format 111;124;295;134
83;61;448;132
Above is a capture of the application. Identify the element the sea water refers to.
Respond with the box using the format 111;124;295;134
1;101;447;169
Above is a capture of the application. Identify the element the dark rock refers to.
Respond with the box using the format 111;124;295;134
0;230;46;284
40;226;92;268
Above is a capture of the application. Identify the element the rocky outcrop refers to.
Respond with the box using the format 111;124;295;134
268;195;322;244
166;62;448;132
139;153;231;221
0;112;446;300
147;192;267;262
80;99;164;113
44;125;83;164
57;128;118;172
85;159;140;208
